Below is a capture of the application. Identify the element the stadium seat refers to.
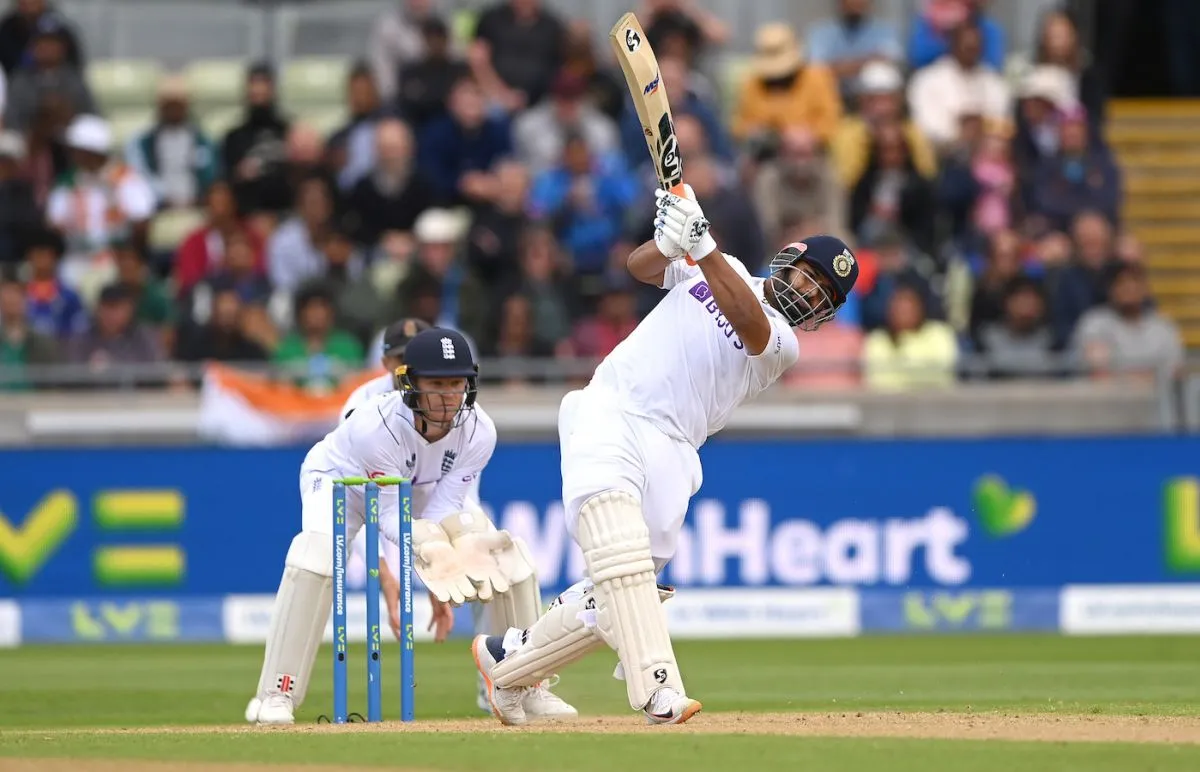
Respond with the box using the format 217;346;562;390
87;59;162;111
199;106;243;142
149;207;207;254
281;57;350;107
185;58;246;108
108;108;155;152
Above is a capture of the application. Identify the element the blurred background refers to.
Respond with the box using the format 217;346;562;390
1;0;1200;646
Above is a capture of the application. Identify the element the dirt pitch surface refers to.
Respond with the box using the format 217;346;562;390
7;711;1200;746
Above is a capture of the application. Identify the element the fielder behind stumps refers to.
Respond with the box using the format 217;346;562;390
247;327;575;724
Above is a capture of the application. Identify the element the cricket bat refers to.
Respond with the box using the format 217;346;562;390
609;12;685;198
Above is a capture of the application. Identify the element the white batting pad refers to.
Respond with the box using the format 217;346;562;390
491;582;606;688
254;532;333;708
577;491;684;709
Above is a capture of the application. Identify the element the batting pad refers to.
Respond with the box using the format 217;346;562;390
577;490;684;709
488;535;543;633
491;584;606;688
254;532;333;708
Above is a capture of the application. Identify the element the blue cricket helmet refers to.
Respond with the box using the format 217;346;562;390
766;235;859;330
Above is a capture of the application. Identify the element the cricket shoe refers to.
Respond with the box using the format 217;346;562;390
523;676;578;721
472;634;527;726
643;687;702;725
244;697;260;723
254;693;296;725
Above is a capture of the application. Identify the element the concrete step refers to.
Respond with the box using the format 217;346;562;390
1126;177;1200;195
1114;150;1200;169
1182;327;1200;349
1110;99;1200;120
1124;200;1200;220
1158;300;1200;321
1131;226;1200;246
1144;252;1200;270
1107;125;1200;145
1149;276;1200;296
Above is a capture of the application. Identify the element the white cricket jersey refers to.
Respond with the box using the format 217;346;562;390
590;253;800;448
339;373;393;424
302;392;497;538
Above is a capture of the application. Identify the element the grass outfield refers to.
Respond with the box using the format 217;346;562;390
1;635;1199;770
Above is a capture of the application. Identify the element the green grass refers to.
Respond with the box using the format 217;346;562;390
1;635;1198;770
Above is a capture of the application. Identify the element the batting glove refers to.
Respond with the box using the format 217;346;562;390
655;186;717;261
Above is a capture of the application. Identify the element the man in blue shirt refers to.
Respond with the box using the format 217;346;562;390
806;0;903;101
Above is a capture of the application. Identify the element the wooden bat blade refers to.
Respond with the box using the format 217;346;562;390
609;12;684;195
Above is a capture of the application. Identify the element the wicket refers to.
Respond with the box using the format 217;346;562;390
331;476;415;723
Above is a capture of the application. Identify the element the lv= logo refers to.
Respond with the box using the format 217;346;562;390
0;489;187;587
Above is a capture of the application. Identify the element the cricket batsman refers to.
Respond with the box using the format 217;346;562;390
472;187;859;725
246;327;575;724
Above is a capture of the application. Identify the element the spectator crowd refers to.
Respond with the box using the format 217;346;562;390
0;0;1185;392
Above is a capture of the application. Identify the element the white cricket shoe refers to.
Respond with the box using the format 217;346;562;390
255;693;296;725
643;687;702;725
472;634;527;726
244;697;261;723
523;676;578;721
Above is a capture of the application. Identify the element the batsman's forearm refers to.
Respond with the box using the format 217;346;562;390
627;239;671;286
696;249;771;354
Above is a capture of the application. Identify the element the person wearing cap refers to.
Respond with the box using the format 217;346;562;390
2;11;93;132
386;207;487;344
830;59;936;188
248;325;577;725
732;22;842;144
0;129;40;265
473;186;859;727
126;74;218;209
513;69;619;177
1012;64;1076;174
46;114;156;301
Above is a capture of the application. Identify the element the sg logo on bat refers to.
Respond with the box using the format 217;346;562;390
625;28;641;52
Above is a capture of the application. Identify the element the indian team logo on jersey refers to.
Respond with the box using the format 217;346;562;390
441;450;457;474
440;337;456;359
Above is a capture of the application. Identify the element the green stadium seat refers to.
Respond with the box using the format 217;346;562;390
88;59;162;111
199;106;243;142
108;108;154;153
149;207;207;253
185;58;246;108
281;57;350;107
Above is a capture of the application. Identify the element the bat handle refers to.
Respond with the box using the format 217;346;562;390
667;182;699;266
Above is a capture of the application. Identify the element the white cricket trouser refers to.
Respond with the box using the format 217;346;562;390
558;387;703;564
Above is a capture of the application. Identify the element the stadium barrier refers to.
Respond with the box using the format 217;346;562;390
1;437;1199;644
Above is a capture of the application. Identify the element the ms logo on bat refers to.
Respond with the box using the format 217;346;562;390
644;72;661;95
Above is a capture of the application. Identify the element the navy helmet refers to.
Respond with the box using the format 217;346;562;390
393;327;479;415
766;235;858;330
380;317;431;362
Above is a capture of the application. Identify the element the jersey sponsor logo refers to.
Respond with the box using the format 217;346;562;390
440;337;456;359
441;450;457;475
688;281;745;351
